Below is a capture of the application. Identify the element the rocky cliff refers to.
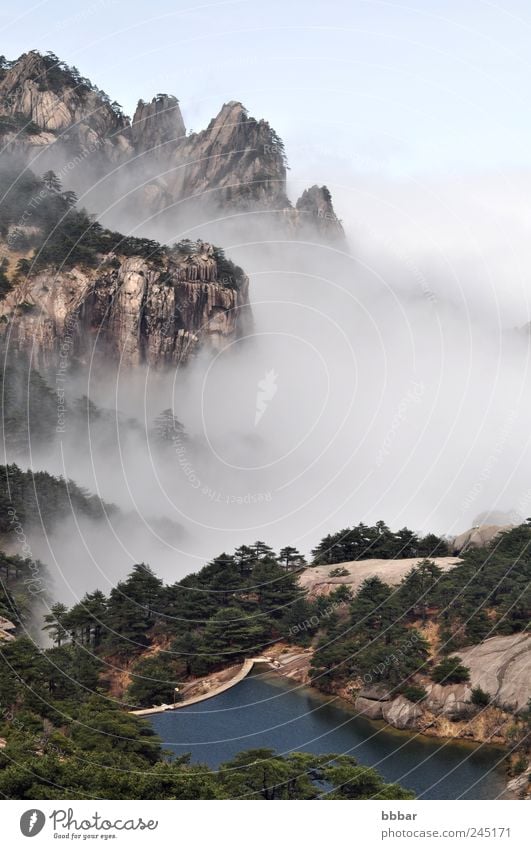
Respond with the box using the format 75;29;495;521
131;94;185;155
0;240;250;368
350;634;531;748
0;49;344;368
162;100;290;210
0;51;344;242
0;51;131;162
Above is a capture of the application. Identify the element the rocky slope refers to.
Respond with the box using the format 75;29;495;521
348;634;530;753
0;50;344;366
299;556;461;598
162;100;289;210
298;557;529;758
352;631;531;726
0;240;250;368
0;51;131;162
457;633;531;713
0;51;344;242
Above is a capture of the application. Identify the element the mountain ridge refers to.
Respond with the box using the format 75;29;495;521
0;51;344;241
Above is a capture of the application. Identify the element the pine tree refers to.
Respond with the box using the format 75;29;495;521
0;257;11;299
279;546;306;571
251;560;304;618
43;602;69;647
42;170;62;193
152;409;187;445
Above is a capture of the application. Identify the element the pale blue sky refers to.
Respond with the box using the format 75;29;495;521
2;0;531;180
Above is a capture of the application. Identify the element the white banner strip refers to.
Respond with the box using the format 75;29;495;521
2;799;529;848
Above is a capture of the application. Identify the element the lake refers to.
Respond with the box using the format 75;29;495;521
149;669;508;799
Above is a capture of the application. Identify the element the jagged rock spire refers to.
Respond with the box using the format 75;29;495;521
295;185;345;241
0;50;344;242
131;94;186;154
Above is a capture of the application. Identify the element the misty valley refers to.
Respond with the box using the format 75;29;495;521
0;45;529;805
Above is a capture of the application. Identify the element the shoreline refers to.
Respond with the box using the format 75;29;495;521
147;663;511;799
129;655;279;716
257;666;518;799
130;649;522;798
129;647;314;716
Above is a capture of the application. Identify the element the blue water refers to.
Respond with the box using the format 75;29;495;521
149;669;508;799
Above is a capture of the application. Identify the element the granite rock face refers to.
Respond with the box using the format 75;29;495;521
131;95;186;155
381;696;423;729
293;185;344;240
0;52;131;161
299;557;461;599
424;683;474;718
355;696;384;719
165;100;289;210
0;50;344;367
0;241;250;369
450;524;513;554
457;634;531;713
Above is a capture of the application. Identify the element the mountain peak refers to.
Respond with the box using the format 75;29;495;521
131;93;186;154
0;49;343;238
0;50;128;136
295;184;344;240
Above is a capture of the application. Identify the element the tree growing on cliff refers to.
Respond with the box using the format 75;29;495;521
251;560;303;618
42;170;62;193
234;544;256;577
43;602;69;647
311;521;448;565
398;559;443;622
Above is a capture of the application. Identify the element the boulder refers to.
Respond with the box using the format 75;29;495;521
506;767;531;796
424;683;474;718
382;696;422;730
358;684;392;701
354;697;383;719
450;524;512;554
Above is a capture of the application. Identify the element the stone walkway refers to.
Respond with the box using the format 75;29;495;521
130;656;271;716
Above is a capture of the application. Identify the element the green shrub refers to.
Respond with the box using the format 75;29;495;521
512;756;528;776
400;684;427;703
431;656;470;684
471;686;491;707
